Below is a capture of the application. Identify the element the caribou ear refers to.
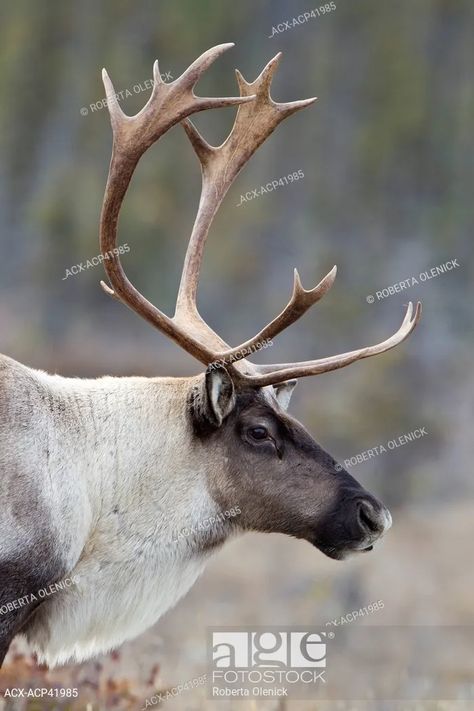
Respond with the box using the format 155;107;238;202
273;380;297;410
190;367;236;434
203;366;236;427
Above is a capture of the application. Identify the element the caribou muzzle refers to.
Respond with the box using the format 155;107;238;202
309;490;392;561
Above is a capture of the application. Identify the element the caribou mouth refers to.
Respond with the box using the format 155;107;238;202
308;534;379;559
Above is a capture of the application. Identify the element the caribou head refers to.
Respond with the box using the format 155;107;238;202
188;369;392;559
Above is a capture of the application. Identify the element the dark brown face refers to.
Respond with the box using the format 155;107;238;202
190;368;392;560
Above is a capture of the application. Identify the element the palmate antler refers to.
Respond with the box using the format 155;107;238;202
100;44;421;387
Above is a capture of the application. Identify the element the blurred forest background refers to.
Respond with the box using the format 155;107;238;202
0;0;473;709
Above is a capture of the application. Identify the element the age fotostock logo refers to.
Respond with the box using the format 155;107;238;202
208;628;332;699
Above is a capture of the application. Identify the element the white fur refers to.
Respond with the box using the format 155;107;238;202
0;356;226;666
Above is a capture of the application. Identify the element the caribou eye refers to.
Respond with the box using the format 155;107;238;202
248;426;268;441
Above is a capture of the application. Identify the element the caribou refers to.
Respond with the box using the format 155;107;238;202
0;44;421;668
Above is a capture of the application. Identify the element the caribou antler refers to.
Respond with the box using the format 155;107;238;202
174;53;343;363
100;43;256;364
100;46;320;364
240;301;422;387
100;44;421;383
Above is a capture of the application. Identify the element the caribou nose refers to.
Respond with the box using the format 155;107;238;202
357;499;392;537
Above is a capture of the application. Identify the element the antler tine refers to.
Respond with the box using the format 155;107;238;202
237;302;422;387
102;43;254;155
102;68;125;132
175;52;317;351
214;266;338;362
99;44;257;366
178;43;239;96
